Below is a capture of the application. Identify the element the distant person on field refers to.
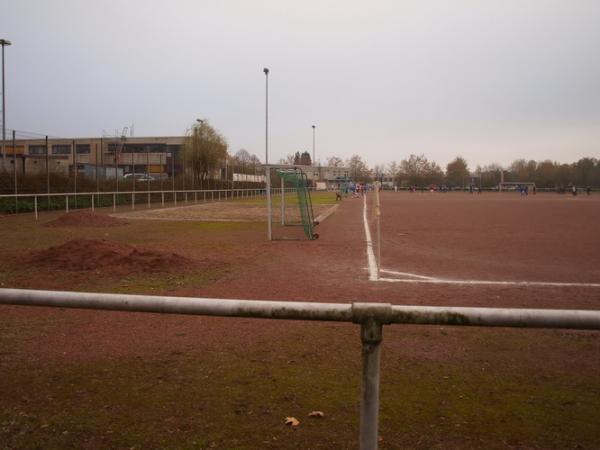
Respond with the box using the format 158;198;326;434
587;186;591;196
572;185;577;196
532;185;536;195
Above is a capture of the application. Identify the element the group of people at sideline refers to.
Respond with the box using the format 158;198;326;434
333;182;594;198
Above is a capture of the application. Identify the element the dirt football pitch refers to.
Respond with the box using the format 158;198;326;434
1;191;599;449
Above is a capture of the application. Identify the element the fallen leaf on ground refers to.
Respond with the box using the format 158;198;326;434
307;411;325;418
284;417;300;426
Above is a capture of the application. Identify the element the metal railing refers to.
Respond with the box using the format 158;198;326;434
1;288;599;449
0;187;298;219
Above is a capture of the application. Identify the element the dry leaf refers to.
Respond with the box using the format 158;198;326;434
284;417;300;426
307;411;325;418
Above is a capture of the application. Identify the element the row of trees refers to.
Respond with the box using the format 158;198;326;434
183;121;600;188
391;155;600;189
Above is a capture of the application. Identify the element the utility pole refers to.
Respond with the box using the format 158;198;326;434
1;39;12;165
312;125;316;166
264;67;272;240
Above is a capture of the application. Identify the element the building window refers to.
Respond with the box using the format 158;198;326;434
52;144;71;155
28;145;47;155
107;143;120;153
122;143;168;153
76;144;91;154
123;144;144;153
146;144;167;153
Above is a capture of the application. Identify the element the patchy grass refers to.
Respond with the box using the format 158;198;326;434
236;191;337;207
113;268;229;295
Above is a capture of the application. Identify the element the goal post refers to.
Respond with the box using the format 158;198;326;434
499;182;536;192
264;164;319;241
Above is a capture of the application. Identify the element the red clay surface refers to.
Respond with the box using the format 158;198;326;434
188;192;600;310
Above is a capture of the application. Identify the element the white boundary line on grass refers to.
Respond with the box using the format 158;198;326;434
363;194;600;288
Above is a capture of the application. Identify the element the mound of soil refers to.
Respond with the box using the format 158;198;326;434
28;239;207;275
44;211;128;228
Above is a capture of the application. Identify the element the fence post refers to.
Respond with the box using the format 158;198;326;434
91;194;95;212
281;178;285;226
66;195;69;214
113;193;116;212
34;196;38;221
161;192;164;208
132;192;135;210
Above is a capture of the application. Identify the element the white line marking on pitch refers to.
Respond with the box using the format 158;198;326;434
363;196;600;288
379;269;435;280
378;277;600;288
363;195;379;281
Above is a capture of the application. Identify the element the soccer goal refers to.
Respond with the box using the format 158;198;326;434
265;165;319;241
499;182;536;192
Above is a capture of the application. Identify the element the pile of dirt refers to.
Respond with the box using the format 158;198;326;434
28;239;207;275
43;211;128;228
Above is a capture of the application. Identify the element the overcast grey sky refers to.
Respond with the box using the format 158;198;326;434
1;0;599;169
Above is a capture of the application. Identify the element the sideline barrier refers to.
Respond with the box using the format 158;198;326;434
0;187;299;219
1;288;600;449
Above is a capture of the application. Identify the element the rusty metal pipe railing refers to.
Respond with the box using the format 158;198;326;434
1;288;600;450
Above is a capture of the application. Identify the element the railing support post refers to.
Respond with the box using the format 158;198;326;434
91;194;95;212
359;318;382;450
353;303;392;450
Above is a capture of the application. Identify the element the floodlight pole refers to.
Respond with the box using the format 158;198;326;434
1;38;12;165
264;67;272;240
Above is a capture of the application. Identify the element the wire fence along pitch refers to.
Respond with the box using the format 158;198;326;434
1;288;600;450
0;187;298;218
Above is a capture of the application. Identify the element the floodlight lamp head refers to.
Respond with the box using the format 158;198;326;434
0;39;11;46
312;125;315;129
263;67;269;75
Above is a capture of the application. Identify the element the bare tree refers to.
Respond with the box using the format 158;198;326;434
397;154;443;186
183;120;228;185
346;154;371;182
327;156;344;167
278;154;295;165
446;156;469;187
